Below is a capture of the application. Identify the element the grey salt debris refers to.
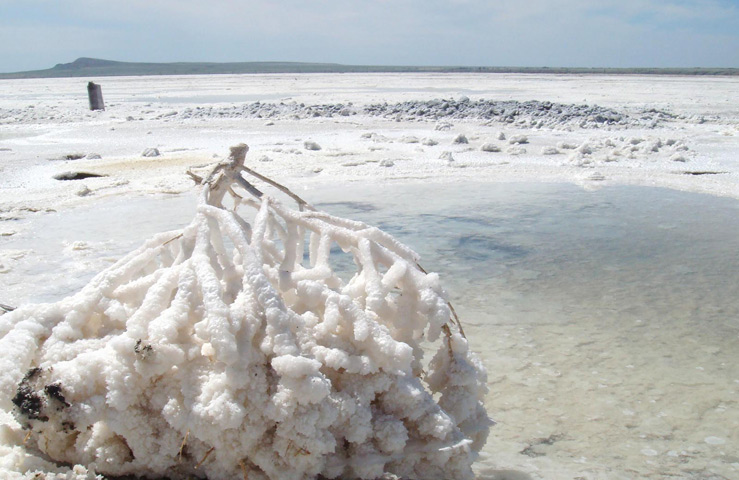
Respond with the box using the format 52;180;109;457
577;143;593;155
439;151;455;162
86;153;102;160
54;171;106;181
497;132;506;140
541;146;560;155
361;132;392;142
379;159;395;167
508;135;529;145
453;134;469;144
507;146;527;155
2;97;667;129
644;139;662;152
673;143;689;152
258;155;273;162
303;141;321;151
480;143;501;153
568;152;593;167
557;142;578;150
587;171;606;181
142;148;161;157
422;138;439;146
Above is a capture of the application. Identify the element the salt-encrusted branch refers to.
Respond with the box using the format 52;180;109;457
0;143;490;480
190;146;467;339
239;165;313;212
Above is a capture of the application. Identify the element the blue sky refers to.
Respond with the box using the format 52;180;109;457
1;0;738;72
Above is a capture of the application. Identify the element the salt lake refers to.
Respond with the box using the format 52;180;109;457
2;180;737;479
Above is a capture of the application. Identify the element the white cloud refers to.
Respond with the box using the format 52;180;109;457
1;0;737;70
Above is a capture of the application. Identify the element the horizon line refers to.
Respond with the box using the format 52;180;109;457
2;57;738;79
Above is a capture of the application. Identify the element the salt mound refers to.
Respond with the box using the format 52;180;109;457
0;144;490;480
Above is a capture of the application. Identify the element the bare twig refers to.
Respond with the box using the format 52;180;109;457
177;429;189;462
415;263;466;339
239;166;314;211
162;234;183;247
0;303;15;313
186;170;203;185
442;324;455;358
195;446;215;469
234;174;264;200
228;187;243;200
446;301;466;339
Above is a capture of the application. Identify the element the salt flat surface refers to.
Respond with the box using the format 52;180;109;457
1;73;739;479
1;73;738;220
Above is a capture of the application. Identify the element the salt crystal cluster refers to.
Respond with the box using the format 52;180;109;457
0;144;489;480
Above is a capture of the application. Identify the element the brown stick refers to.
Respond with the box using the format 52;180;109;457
162;234;183;247
239;459;249;480
446;301;466;339
415;263;466;338
239;166;314;211
177;429;189;462
186;170;203;184
195;446;215;469
442;324;455;358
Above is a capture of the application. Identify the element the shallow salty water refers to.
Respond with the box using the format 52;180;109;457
1;181;738;479
315;182;739;480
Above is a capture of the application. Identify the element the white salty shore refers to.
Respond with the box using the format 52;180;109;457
1;73;739;480
1;72;738;220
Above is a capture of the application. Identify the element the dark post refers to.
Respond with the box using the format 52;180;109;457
87;82;105;111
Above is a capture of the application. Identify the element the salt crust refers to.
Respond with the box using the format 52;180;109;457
0;145;489;479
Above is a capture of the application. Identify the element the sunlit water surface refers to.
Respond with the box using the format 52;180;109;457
2;182;738;480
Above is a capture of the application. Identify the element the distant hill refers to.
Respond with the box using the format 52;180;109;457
1;57;737;79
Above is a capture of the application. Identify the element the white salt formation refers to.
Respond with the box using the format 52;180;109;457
0;144;490;480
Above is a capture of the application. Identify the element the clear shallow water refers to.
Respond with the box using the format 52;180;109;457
316;183;739;479
1;182;738;479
